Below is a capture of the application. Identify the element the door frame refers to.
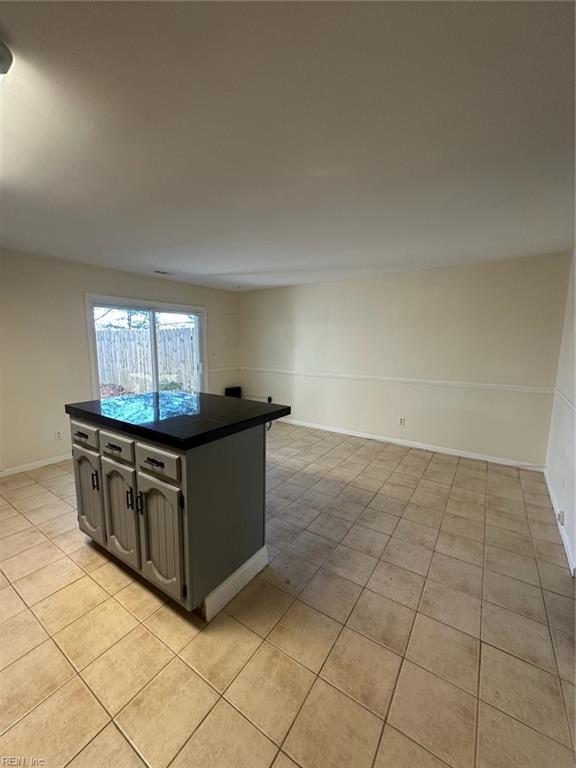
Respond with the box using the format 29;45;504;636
85;293;209;398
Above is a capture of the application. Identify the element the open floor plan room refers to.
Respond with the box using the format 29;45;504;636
0;423;574;767
0;2;574;767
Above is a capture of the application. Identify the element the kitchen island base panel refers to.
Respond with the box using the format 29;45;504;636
200;545;268;622
186;424;266;607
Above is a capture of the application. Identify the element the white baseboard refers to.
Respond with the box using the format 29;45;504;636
201;545;268;622
544;469;576;576
0;453;72;478
282;417;545;471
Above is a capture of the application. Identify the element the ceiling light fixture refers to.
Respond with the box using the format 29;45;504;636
0;41;13;84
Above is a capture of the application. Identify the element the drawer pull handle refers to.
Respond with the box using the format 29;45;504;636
106;443;122;452
125;488;134;510
90;471;99;491
144;457;165;469
75;431;89;439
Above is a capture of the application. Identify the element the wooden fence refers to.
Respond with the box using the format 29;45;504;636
96;328;198;394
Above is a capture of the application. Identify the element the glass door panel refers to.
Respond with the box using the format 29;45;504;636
155;312;201;393
93;307;154;397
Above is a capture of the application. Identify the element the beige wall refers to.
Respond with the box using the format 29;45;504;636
1;248;571;474
239;253;571;465
546;253;575;571
0;249;240;471
0;255;6;472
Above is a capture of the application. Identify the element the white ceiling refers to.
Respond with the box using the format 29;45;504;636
0;2;573;289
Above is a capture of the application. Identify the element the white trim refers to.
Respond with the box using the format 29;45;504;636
240;367;553;396
281;416;546;470
85;295;101;398
84;293;209;396
554;387;576;414
85;293;208;315
149;310;160;391
0;453;72;478
208;367;240;374
544;469;576;576
201;545;268;622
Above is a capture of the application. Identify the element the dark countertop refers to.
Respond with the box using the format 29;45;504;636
65;391;291;450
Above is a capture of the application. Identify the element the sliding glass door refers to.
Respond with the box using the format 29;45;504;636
90;299;205;398
154;311;202;393
93;307;154;397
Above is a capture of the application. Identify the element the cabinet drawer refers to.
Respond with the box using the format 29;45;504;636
101;431;135;464
136;443;181;482
71;421;99;450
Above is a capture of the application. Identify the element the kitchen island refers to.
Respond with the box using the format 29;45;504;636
64;391;290;620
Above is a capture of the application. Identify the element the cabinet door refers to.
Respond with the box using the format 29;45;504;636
137;472;184;601
102;457;140;570
72;446;105;545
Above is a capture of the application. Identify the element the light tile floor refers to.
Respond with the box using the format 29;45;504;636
0;423;574;767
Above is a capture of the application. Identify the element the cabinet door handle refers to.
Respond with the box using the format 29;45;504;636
125;487;134;510
136;491;145;514
91;471;99;491
106;443;122;452
144;457;165;469
75;431;89;439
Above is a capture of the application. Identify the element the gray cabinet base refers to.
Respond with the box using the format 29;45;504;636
186;425;266;608
71;419;267;619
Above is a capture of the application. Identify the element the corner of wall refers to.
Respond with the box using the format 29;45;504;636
545;251;575;574
0;250;6;473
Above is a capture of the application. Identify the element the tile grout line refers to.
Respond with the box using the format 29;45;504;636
271;525;556;618
112;656;219;768
524;485;575;753
61;720;146;768
0;432;572;765
366;450;441;768
258;450;568;698
272;432;572;756
0;653;78;739
276;446;456;768
1;466;207;764
476;473;575;753
267;441;413;764
377;449;464;768
173;431;370;766
474;464;489;768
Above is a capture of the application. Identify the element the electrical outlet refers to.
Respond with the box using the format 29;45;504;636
398;416;406;426
54;431;63;441
558;510;565;526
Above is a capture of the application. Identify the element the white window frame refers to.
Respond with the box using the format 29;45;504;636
85;293;209;399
